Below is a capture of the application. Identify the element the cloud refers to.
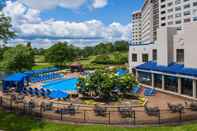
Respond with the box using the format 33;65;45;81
3;1;131;48
18;0;86;10
92;0;108;8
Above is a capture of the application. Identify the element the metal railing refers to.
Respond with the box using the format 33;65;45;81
0;95;197;126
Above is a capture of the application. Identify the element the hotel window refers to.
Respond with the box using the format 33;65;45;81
184;11;191;16
161;23;166;26
193;16;197;21
175;13;182;18
142;54;149;62
194;2;197;6
176;49;184;64
152;49;157;61
161;11;166;14
168;8;173;13
175;6;181;11
161;17;166;20
184;0;190;2
175;0;181;5
132;53;137;62
184;18;191;23
168;15;173;19
161;0;166;3
177;26;182;30
168;2;173;7
161;4;166;8
193;9;197;15
184;4;190;9
168;21;173;25
176;20;182;24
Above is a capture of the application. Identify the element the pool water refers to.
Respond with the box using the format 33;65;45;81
42;78;79;92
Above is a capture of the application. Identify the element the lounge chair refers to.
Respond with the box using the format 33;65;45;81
167;103;184;113
144;105;160;116
94;105;107;117
190;102;197;111
118;107;133;118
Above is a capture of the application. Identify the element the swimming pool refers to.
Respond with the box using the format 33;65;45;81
42;78;79;92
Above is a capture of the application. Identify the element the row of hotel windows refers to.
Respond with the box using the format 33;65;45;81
161;2;197;9
161;0;195;4
161;17;197;26
131;49;184;64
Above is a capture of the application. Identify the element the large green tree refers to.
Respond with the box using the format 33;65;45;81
0;13;16;43
45;42;78;66
79;69;137;101
1;45;34;71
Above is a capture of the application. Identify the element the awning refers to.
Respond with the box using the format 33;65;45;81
136;61;197;77
4;73;27;82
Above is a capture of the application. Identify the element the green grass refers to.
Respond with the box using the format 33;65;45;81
0;109;197;131
32;64;53;70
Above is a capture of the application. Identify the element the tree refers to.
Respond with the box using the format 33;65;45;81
45;42;77;66
79;69;138;101
0;13;16;43
1;45;34;71
113;41;129;52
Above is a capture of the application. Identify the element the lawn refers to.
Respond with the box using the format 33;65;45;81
0;109;197;131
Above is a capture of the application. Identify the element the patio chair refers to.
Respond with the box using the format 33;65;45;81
118;107;133;118
41;101;53;111
167;103;184;113
144;105;160;116
15;94;25;103
94;105;107;117
190;102;197;111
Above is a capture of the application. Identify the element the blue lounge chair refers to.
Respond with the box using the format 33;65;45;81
131;85;141;94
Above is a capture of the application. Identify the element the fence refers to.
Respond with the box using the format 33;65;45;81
1;95;197;126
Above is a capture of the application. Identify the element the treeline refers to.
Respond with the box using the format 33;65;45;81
0;40;129;71
43;41;129;66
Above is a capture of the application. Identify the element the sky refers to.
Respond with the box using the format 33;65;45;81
2;0;144;48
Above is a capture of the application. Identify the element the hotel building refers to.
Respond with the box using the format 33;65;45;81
129;0;197;100
132;11;142;45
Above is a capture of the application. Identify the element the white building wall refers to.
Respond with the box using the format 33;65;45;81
184;22;197;68
129;44;156;70
157;27;177;66
159;0;197;29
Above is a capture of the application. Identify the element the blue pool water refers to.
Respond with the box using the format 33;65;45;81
42;78;79;91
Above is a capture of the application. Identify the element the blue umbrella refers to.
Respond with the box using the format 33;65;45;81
49;90;69;99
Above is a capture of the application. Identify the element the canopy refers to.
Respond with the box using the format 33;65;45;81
4;73;27;82
49;90;69;99
136;61;197;77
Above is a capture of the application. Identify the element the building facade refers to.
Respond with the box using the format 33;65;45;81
141;0;154;44
159;0;197;29
129;0;197;100
132;11;142;45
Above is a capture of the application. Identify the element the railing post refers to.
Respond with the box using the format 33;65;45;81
40;106;43;118
60;109;63;121
108;111;111;125
133;111;136;125
179;111;182;122
0;96;2;105
158;111;161;125
10;98;12;111
83;110;86;122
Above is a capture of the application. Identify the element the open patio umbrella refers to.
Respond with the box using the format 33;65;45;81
49;90;69;99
